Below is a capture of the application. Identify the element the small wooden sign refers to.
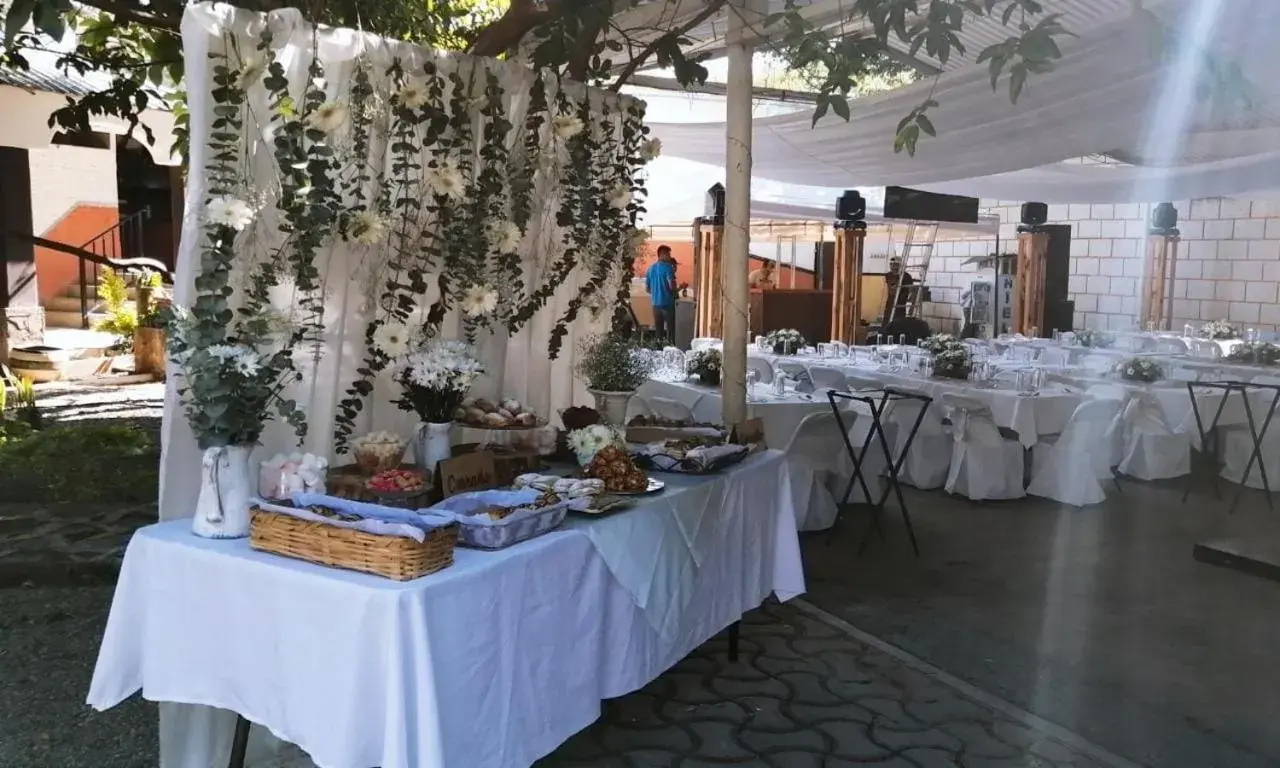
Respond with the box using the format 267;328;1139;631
730;418;765;449
437;451;498;498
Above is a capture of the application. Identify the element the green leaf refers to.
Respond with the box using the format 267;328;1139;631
1009;63;1028;103
830;96;850;121
810;96;830;128
917;113;936;137
3;0;35;43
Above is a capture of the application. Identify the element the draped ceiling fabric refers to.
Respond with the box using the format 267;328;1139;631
648;0;1280;203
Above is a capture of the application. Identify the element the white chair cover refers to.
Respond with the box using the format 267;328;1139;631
808;365;849;391
746;356;775;385
774;360;810;380
1027;398;1125;506
1118;334;1156;353
942;393;1026;501
690;338;720;352
1156;337;1191;355
882;387;950;490
781;412;845;530
1105;390;1191;480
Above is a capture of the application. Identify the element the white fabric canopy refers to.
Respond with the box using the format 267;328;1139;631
649;0;1280;202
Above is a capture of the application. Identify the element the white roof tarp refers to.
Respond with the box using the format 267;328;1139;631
648;0;1280;203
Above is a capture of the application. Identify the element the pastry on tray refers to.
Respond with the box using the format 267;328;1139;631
455;397;542;428
585;445;649;493
627;414;721;429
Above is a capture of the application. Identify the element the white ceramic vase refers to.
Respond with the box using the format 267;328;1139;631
589;389;634;426
192;444;255;539
414;422;453;476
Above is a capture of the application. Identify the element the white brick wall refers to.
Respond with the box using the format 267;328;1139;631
920;195;1280;334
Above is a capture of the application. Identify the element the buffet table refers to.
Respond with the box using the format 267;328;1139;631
87;450;805;768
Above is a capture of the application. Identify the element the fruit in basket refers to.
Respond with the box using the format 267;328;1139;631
585;445;649;493
367;469;426;493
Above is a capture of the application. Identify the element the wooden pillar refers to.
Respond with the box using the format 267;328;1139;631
830;223;866;343
1141;202;1180;332
0;147;42;361
1013;227;1049;337
695;222;724;338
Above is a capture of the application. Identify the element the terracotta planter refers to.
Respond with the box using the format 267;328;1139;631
134;327;166;376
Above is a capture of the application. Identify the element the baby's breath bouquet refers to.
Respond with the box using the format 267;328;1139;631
766;328;805;355
687;348;722;386
933;340;972;380
920;333;956;354
1201;319;1239;341
575;334;648;392
1226;342;1280;366
1116;357;1164;383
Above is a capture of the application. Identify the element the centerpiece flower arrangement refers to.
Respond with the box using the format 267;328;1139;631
394;340;485;474
687;348;722;386
575;334;649;425
1116;357;1164;383
1201;319;1239;341
1226;341;1280;366
1074;329;1113;348
766;329;806;355
920;333;956;354
162;304;304;539
567;423;625;466
933;340;972;380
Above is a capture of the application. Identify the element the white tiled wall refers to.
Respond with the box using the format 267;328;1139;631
919;196;1280;335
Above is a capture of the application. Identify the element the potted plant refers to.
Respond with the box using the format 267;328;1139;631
766;328;805;355
394;339;485;476
575;334;648;426
933;341;972;380
687;348;722;386
134;299;169;378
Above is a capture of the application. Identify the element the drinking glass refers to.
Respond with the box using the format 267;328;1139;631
1183;324;1194;339
920;356;935;378
1248;328;1260;343
746;369;759;401
773;373;788;397
898;333;907;346
753;335;766;352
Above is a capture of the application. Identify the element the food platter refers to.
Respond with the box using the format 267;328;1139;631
607;477;665;495
454;418;549;431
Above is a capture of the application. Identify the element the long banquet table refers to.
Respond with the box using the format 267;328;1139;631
87;450;806;768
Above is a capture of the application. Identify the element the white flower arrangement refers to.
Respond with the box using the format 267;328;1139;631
639;137;662;162
1116;356;1164;383
372;322;411;359
606;183;632;210
567;424;624;464
426;161;466;201
933;340;972;379
765;329;806;354
920;333;955;354
552;113;584;140
486;219;523;255
397;81;429;109
1202;319;1239;341
205;195;255;231
1074;328;1113;349
307;101;348;134
1227;341;1280;366
346;210;387;245
395;340;485;423
459;284;499;317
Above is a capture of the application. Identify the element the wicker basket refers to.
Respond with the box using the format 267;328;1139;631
249;507;457;581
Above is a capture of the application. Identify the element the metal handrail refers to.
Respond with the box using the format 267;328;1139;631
76;207;154;328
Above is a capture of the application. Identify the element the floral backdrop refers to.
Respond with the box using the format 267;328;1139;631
159;3;655;519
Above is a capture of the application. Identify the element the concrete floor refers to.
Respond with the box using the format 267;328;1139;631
801;480;1280;768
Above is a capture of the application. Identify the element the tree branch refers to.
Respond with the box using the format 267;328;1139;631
67;0;181;30
468;0;558;58
609;0;726;91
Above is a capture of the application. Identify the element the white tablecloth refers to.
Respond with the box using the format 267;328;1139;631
87;451;805;768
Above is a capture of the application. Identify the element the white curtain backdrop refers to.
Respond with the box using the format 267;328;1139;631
648;0;1280;202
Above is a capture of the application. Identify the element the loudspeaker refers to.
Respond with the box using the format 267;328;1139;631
882;186;979;224
1021;202;1048;227
835;190;866;221
704;183;725;220
1042;224;1071;307
1152;202;1178;231
1044;299;1075;337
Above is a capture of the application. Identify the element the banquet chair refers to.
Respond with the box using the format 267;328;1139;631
941;393;1026;501
781;411;845;531
746;355;775;385
808;365;850;391
774;360;810;381
1156;336;1191;355
1091;385;1191;481
881;385;950;490
1220;377;1280;490
1027;397;1126;506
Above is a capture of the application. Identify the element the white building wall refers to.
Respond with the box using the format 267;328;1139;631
26;146;119;233
920;196;1280;335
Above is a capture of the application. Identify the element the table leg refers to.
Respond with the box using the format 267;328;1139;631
228;714;251;768
727;621;741;662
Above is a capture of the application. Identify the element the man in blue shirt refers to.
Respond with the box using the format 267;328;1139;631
645;245;678;343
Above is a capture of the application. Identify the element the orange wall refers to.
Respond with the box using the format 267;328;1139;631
636;239;816;290
34;204;120;301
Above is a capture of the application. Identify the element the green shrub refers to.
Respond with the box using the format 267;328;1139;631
92;267;139;353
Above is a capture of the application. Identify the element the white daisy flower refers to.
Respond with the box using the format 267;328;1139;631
606;182;632;210
372;322;410;359
552;114;584;141
236;56;267;90
307;101;348;134
205;344;242;361
346;211;387;246
398;81;429;109
486;220;522;254
639;137;662;161
459;284;499;317
426;162;467;201
205;195;255;231
233;350;261;377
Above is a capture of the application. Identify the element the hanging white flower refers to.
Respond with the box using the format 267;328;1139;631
307;101;349;134
639;137;662;162
398;81;429;109
236;56;267;90
460;284;499;317
372;322;411;359
552;114;584;141
205;195;255;231
346;211;387;245
606;183;632;211
426;162;467;201
233;350;261;377
486;220;523;254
